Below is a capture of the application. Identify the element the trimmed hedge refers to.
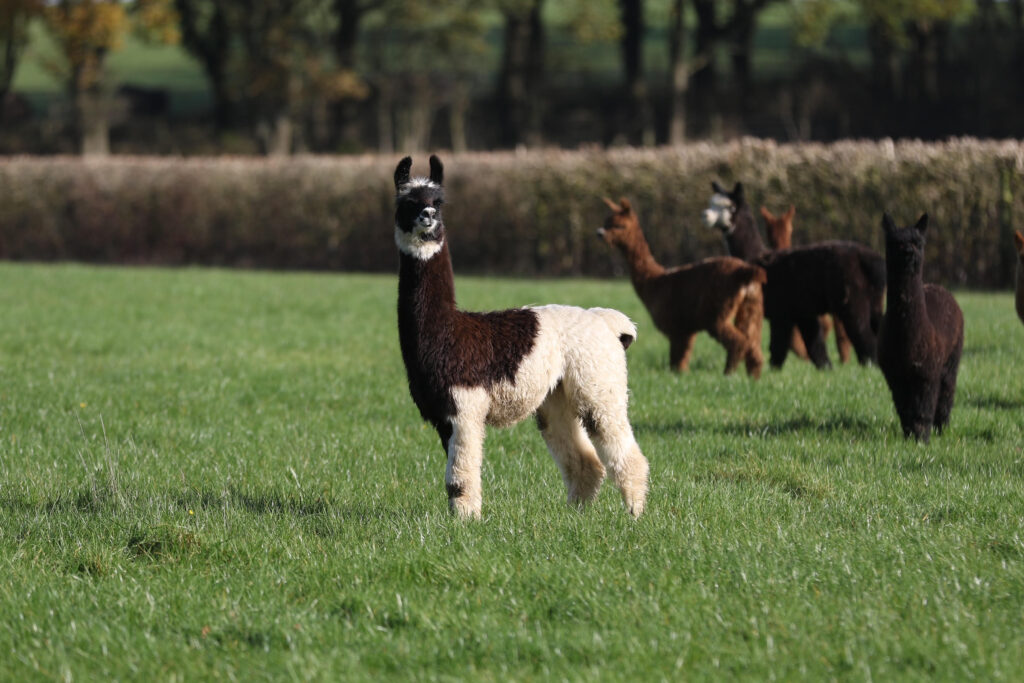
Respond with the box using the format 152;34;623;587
1;139;1022;286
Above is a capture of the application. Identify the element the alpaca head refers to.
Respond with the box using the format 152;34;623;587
394;155;446;260
597;197;642;250
702;181;745;234
1015;230;1024;265
761;205;795;249
882;212;929;279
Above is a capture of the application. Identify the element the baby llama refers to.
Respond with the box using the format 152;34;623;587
877;213;964;442
393;155;649;519
598;197;765;377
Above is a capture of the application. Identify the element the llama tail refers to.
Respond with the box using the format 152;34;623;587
742;263;768;285
588;307;638;350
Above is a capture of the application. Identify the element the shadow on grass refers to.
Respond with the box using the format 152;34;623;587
637;414;879;439
963;394;1022;412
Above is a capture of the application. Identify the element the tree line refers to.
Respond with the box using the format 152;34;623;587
1;0;1021;156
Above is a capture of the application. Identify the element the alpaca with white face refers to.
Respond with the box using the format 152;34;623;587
393;155;649;519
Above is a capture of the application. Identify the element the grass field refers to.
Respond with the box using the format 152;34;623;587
1;262;1022;680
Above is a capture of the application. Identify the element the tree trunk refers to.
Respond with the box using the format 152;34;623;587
692;0;719;134
667;0;688;144
498;0;545;148
619;0;654;146
449;80;469;153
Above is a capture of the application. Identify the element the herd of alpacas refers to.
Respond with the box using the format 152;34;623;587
393;156;1020;519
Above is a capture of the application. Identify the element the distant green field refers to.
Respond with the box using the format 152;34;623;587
0;263;1021;679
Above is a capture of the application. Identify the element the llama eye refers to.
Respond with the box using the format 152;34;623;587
434;199;444;207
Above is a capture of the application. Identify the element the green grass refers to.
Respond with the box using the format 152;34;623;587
1;263;1023;680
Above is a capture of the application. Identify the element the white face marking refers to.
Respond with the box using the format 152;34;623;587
702;193;735;233
395;224;443;260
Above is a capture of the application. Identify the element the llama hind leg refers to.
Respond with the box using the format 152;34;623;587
796;316;831;369
711;320;750;375
537;386;605;507
446;388;490;519
583;413;649;518
733;290;764;378
933;354;962;435
768;318;795;368
832;317;852;363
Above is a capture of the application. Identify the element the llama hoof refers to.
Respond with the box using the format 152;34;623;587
448;496;482;520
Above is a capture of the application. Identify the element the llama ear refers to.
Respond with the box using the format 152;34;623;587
785;204;796;220
428;155;444;185
914;213;929;235
882;212;896;234
759;206;773;221
394;156;412;189
733;182;745;203
1014;230;1024;253
618;197;632;213
712;180;727;195
602;196;620;212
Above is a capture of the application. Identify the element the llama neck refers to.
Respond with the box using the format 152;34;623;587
885;265;927;329
727;208;769;260
398;241;458;344
614;228;667;288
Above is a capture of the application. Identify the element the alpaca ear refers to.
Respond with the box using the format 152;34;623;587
882;212;896;234
394;156;412;189
428;155;444;185
733;182;745;203
914;213;929;235
1014;230;1024;253
602;196;620;212
760;206;774;221
712;180;727;195
785;204;796;220
618;197;632;213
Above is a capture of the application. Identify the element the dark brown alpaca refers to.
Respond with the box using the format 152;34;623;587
1015;230;1024;325
598;197;766;377
761;204;852;363
704;181;886;370
878;213;964;442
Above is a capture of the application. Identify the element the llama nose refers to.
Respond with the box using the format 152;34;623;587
421;207;436;220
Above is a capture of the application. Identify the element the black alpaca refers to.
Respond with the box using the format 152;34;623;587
877;213;964;442
704;181;886;369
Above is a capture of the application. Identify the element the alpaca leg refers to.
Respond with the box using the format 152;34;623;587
711;320;750;375
569;390;648;518
733;290;764;378
796;316;831;369
933;354;962;434
790;328;810;360
445;388;490;519
900;381;938;443
670;333;696;372
832;317;852;364
537;386;606;507
768;318;794;368
837;302;877;365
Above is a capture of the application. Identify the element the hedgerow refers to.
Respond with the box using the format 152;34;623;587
2;138;1021;286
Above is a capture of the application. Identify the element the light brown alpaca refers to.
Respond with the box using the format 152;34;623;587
760;205;852;363
599;197;765;377
1015;230;1024;325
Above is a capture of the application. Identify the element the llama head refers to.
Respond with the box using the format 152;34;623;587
394;155;446;260
761;204;795;249
703;181;745;234
1015;230;1024;263
597;196;641;249
882;212;929;278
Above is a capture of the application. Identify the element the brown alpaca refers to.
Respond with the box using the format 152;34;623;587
761;204;852;363
1015;230;1024;325
599;197;766;378
878;213;964;442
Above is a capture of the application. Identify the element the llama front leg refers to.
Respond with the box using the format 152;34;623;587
669;333;696;372
932;354;961;435
445;417;486;519
768;318;795;368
